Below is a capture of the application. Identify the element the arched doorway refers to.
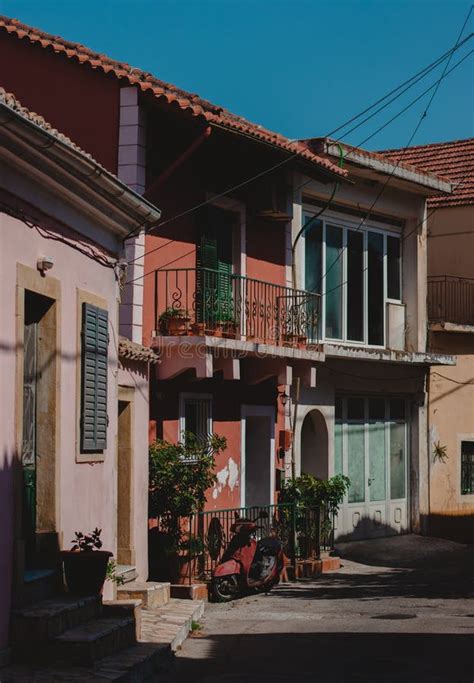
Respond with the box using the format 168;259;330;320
300;409;329;479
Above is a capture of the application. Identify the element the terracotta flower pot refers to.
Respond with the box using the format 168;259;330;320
166;316;190;336
61;550;112;596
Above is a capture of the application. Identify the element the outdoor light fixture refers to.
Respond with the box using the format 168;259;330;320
278;391;289;407
37;256;54;275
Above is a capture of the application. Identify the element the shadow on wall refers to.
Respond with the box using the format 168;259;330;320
0;452;17;651
423;513;474;544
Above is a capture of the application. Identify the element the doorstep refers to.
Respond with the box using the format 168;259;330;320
170;583;208;601
140;598;205;652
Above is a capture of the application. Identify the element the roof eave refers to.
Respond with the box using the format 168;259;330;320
0;100;161;236
210;121;350;184
323;141;452;195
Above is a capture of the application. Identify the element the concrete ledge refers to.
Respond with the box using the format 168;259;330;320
282;557;341;581
171;583;208;601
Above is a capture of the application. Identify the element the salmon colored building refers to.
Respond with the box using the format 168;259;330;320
384;139;474;542
0;16;459;548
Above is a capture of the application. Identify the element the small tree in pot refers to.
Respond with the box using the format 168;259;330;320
61;528;112;596
149;432;227;582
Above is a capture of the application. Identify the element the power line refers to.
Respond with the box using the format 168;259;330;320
431;372;474;386
125;28;473;270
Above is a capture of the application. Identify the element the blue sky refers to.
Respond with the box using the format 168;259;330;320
1;0;472;149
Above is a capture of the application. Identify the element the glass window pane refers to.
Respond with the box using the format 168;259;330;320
368;232;384;345
461;441;474;495
390;422;406;499
334;422;343;475
325;225;343;339
347;397;364;421
335;397;343;420
347;423;365;503
304;216;322;295
369;421;386;501
184;399;210;442
347;230;364;341
369;397;385;420
387;236;401;300
390;398;405;420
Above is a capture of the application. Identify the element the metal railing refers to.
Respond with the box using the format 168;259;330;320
181;503;334;581
153;267;320;345
428;275;474;326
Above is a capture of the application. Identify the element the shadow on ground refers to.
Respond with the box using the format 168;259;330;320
164;631;474;683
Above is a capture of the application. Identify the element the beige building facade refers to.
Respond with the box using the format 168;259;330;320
384;139;474;542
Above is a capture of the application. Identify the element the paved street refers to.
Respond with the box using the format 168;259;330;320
162;537;474;683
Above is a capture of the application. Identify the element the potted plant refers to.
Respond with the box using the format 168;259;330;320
210;312;237;339
176;535;206;585
280;474;350;559
148;432;227;583
159;307;190;336
61;528;112;596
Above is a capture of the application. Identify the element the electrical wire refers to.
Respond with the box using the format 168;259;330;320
0;199;114;268
125;27;473;270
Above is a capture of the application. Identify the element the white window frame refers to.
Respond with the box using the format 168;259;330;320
178;392;213;444
459;434;474;498
302;206;403;348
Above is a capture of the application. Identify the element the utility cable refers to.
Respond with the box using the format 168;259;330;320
125;30;473;270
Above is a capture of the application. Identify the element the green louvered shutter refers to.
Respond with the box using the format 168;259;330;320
81;303;108;452
197;236;218;325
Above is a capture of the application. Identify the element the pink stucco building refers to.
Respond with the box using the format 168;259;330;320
0;88;160;661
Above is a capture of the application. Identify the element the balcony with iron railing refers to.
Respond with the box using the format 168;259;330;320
427;275;474;327
153;267;320;347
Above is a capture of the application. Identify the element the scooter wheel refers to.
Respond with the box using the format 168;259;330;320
211;575;239;602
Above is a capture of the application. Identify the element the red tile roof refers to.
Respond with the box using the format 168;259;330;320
304;137;451;189
0;15;347;181
0;86;98;163
380;139;474;207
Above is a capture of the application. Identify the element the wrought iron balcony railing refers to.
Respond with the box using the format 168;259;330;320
427;275;474;326
153;267;320;345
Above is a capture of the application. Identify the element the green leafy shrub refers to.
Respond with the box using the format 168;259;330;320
149;432;227;550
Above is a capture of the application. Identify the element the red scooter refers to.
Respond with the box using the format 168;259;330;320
210;513;284;602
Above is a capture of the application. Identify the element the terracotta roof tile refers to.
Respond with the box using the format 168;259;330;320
0;86;101;165
304;137;452;187
0;15;346;180
380;138;474;207
118;337;160;364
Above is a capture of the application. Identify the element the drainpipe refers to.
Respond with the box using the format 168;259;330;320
145;125;212;199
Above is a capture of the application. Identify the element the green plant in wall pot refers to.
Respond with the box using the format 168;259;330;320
433;441;448;463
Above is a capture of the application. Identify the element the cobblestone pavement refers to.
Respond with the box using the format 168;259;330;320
161;537;474;683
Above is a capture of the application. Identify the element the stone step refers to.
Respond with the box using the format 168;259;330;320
117;581;170;609
1;642;171;682
140;598;205;651
103;599;143;640
50;616;136;666
18;569;59;607
115;565;137;585
11;595;102;646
